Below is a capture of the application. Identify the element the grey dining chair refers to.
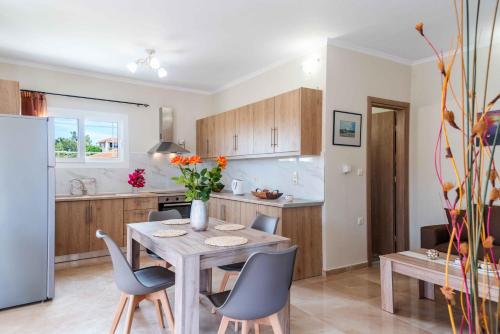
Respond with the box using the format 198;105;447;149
218;214;279;292
96;230;175;334
207;246;298;334
147;209;182;267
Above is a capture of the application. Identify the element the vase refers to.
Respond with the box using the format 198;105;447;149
190;199;208;231
131;187;139;194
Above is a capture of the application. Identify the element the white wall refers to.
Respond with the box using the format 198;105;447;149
323;45;411;270
409;46;500;249
0;62;212;194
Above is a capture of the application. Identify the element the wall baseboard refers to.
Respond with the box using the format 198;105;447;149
322;262;368;277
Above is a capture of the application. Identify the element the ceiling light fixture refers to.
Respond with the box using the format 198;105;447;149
127;49;167;78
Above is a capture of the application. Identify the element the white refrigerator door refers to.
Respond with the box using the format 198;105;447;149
0;115;50;309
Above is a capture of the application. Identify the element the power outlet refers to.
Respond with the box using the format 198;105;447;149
357;216;364;226
292;171;298;185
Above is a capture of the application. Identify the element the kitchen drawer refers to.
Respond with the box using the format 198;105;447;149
124;197;157;211
124;209;152;223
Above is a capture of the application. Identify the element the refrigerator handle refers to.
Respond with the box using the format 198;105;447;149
47;118;56;167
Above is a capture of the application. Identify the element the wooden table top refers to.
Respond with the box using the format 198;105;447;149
128;218;290;257
380;248;492;279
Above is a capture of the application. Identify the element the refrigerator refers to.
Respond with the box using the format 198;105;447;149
0;114;55;309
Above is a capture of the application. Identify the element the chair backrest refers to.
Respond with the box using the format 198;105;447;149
218;245;298;320
148;209;182;222
250;214;279;234
96;230;146;295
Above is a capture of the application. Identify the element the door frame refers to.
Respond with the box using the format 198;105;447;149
366;96;410;266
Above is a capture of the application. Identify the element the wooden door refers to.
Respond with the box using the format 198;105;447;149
223;110;237;156
251;98;275;154
196;119;207;158
240;202;259;226
274;89;301;153
234;105;253;155
89;199;124;251
214;114;226;157
0;80;20;115
219;199;241;224
55;201;90;256
371;111;395;256
208;198;221;219
395;110;409;252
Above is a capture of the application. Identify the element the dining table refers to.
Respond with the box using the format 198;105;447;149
126;217;292;334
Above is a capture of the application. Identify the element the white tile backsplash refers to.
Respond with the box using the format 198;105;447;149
56;153;324;200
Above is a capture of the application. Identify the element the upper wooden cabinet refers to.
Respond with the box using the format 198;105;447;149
0;79;21;115
196;87;322;159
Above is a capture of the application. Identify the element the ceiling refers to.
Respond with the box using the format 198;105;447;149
0;0;498;92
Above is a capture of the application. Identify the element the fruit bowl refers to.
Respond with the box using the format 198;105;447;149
251;188;283;200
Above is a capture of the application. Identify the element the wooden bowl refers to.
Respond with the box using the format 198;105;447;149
251;189;283;200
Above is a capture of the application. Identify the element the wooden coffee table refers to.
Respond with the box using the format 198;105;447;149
379;249;499;313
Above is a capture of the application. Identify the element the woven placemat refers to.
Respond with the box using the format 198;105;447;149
205;236;248;247
152;229;187;237
214;224;246;231
161;218;190;225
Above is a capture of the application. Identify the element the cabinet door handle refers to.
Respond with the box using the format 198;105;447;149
270;128;274;147
274;128;278;147
221;204;226;220
235;134;238;151
206;139;209;155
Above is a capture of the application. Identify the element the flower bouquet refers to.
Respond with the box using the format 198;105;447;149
128;168;145;192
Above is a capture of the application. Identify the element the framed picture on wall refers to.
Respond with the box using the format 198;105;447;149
333;110;362;147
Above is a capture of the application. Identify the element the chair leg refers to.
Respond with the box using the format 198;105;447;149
241;320;249;334
153;299;165;329
269;313;283;334
159;290;175;332
254;323;260;334
109;293;128;334
217;316;230;334
234;321;238;332
219;272;231;292
123;295;138;334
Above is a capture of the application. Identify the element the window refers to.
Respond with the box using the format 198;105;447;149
50;109;128;167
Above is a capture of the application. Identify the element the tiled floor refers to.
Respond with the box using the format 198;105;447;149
0;259;454;333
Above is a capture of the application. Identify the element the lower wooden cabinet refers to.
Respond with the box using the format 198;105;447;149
209;196;322;280
56;195;158;257
89;199;124;251
55;201;90;256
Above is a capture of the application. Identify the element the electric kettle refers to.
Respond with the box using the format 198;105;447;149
231;179;244;195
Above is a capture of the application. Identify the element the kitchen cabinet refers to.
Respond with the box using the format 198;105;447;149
274;89;301;153
209;194;323;280
89;199;124;251
55;201;90;256
195;87;322;159
251;98;275;155
0;79;20;115
55;194;158;258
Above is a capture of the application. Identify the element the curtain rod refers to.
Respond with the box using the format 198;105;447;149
20;89;149;108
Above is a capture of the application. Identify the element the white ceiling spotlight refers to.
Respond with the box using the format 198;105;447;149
127;49;167;78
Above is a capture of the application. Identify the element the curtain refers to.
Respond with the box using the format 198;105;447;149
21;91;47;117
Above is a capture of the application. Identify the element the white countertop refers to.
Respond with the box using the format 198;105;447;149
210;191;323;208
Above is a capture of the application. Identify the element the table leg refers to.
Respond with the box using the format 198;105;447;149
175;255;200;334
380;257;394;313
418;280;435;300
200;268;212;294
126;228;140;270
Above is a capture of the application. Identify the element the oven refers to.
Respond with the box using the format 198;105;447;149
157;192;191;218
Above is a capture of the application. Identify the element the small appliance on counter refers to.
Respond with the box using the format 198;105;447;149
231;179;245;195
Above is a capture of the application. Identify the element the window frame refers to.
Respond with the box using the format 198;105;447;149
49;108;129;168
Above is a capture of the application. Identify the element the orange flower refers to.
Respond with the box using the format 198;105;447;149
483;236;495;249
189;155;202;165
216;155;227;169
440;286;455;304
180;157;190;166
170;155;182;165
415;22;424;36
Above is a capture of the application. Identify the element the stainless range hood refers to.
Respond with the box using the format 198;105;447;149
148;107;189;154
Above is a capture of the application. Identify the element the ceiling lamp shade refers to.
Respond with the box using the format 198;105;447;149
126;49;167;78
